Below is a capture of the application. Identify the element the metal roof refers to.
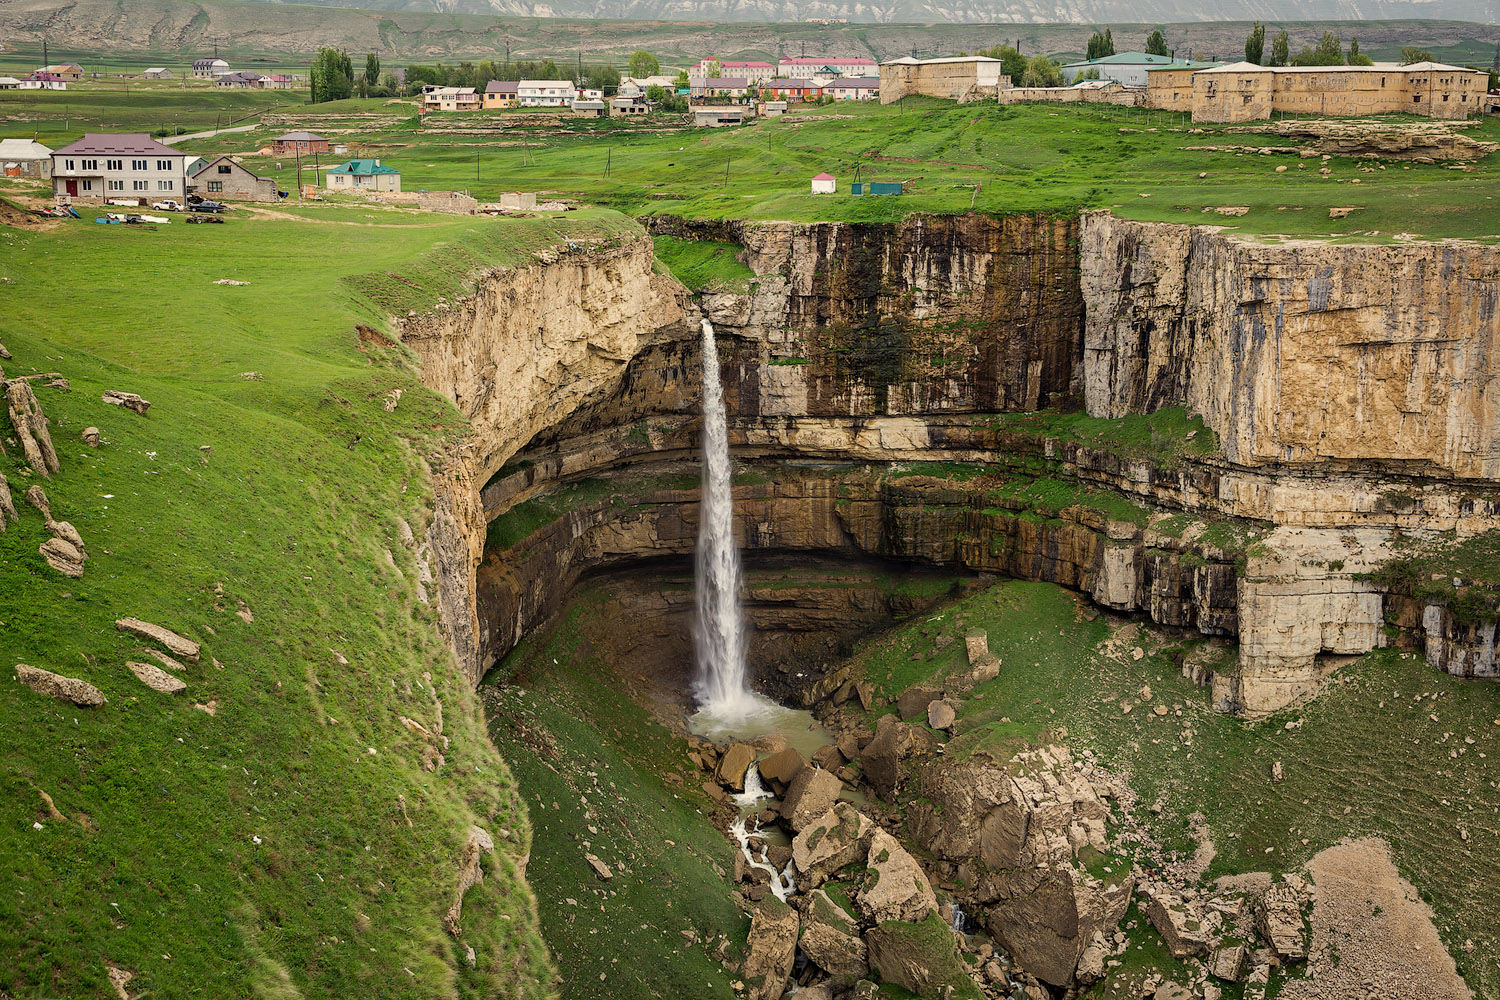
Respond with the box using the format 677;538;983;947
326;159;399;176
53;133;185;157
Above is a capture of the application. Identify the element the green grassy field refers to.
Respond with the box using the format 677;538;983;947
483;586;751;1000
841;578;1500;998
0;203;645;998
8;87;1497;239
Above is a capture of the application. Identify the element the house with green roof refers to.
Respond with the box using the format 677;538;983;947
325;158;401;194
1059;51;1217;87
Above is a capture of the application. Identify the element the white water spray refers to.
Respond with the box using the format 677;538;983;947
694;318;756;719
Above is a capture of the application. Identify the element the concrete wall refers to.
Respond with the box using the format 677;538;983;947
1145;69;1197;112
1192;71;1273;123
998;84;1143;107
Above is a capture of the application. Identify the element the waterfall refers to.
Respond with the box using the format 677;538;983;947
695;318;754;719
732;763;770;809
729;816;796;903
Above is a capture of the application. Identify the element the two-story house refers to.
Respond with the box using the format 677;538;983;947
51;133;189;202
517;80;577;107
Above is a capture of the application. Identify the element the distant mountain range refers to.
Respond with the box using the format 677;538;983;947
1;0;1497;63
203;0;1500;25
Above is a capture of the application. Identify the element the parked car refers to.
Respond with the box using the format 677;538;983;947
186;215;225;224
152;199;183;211
187;201;226;214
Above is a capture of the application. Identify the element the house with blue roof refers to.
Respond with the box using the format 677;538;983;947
1059;51;1217;87
325;158;401;194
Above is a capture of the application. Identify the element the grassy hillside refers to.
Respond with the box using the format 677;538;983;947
0;204;639;998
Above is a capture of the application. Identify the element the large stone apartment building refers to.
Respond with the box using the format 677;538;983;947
1148;61;1489;122
878;56;1009;103
51;133;189;202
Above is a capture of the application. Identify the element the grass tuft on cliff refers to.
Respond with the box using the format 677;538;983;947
0;205;641;997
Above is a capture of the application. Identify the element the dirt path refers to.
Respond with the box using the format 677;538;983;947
1282;838;1471;1000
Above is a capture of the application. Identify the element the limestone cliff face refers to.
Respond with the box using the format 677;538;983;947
405;235;693;683
403;236;693;486
475;469;1242;673
1082;211;1500;480
654;213;1084;417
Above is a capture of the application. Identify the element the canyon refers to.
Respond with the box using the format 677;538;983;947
397;206;1500;998
404;210;1500;718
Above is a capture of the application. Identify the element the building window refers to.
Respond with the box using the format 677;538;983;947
107;180;123;191
157;159;172;170
132;159;147;170
81;180;93;191
158;180;173;191
65;158;75;170
82;159;97;170
208;181;223;192
218;165;232;174
133;180;147;191
106;158;121;170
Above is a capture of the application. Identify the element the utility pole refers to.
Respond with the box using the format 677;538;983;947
476;150;480;182
296;148;303;203
723;154;731;187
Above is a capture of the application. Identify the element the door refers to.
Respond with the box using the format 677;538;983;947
65;179;77;196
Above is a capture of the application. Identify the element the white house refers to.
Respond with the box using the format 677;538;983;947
780;56;877;78
192;58;231;79
694;59;775;82
0;77;21;90
143;67;173;80
0;138;54;179
811;172;836;194
51;133;189;202
517;80;577;107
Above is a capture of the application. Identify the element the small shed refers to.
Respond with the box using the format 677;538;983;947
143;67;172;80
572;99;608;118
273;131;330;155
811;172;836;194
851;181;903;196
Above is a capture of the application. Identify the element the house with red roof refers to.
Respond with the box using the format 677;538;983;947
811;172;836;194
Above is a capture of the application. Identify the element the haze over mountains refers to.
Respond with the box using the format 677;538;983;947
2;0;1497;61
225;0;1500;24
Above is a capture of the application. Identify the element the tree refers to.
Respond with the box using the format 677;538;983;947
310;47;354;104
1245;22;1265;65
629;50;660;78
1076;67;1101;80
582;64;621;91
1086;28;1115;61
1492;41;1499;73
365;53;380;92
1021;55;1061;87
646;83;666;101
1269;30;1290;67
1145;29;1169;57
675;69;690;88
1348;38;1373;66
978;44;1027;83
1314;31;1345;64
1400;47;1434;65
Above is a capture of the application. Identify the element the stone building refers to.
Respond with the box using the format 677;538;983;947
878;56;1009;103
1149;61;1489;122
190;155;278;201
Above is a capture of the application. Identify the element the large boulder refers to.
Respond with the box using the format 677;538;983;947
781;767;842;833
757;746;807;795
14;664;105;707
1257;883;1309;962
896;685;944;721
792;803;874;888
856;830;938;925
862;714;916;800
864;913;982;999
800;890;868;979
715;743;756;792
982;864;1132;989
742;897;798;1000
909;745;1126;988
1144;885;1214;958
